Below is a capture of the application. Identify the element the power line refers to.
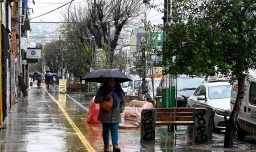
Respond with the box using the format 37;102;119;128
31;0;75;20
34;1;70;4
30;21;76;23
35;1;87;9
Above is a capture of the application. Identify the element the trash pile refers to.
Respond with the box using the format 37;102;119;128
119;100;154;129
86;97;154;129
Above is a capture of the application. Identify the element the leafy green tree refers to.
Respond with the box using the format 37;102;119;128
163;0;256;147
60;6;93;80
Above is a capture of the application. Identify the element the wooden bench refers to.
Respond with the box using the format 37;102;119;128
155;108;194;131
140;107;213;143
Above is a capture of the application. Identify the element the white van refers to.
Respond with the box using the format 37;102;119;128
231;70;256;140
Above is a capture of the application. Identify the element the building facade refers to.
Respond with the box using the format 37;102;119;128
0;0;30;128
1;0;12;128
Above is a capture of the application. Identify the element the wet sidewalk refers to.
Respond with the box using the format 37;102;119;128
0;86;256;152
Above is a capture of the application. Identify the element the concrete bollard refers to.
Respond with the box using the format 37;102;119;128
193;107;213;144
140;109;156;142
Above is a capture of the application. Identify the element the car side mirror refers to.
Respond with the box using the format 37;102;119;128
197;95;206;101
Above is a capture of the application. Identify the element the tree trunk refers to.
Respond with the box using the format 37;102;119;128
224;77;245;148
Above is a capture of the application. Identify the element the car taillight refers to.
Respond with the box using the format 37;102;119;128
233;84;238;92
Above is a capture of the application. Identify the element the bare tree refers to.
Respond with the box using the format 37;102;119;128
60;0;142;79
86;0;142;68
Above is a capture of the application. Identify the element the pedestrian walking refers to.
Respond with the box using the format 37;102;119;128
36;73;42;88
45;71;53;89
18;74;27;97
95;78;125;152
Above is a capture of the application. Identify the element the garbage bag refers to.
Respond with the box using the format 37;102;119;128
86;97;100;124
142;102;154;109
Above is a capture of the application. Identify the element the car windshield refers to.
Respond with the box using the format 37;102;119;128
177;77;204;91
208;85;232;99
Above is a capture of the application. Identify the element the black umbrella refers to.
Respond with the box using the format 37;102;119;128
82;69;132;83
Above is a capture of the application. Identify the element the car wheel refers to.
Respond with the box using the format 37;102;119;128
234;121;245;140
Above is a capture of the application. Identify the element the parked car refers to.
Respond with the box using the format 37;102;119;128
126;79;141;96
156;75;204;107
187;80;232;130
121;81;129;94
176;76;204;107
231;70;256;140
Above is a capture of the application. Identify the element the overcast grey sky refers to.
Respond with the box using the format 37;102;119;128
28;0;164;46
30;0;163;24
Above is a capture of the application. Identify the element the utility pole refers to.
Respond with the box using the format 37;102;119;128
162;0;177;108
107;22;111;68
0;3;3;127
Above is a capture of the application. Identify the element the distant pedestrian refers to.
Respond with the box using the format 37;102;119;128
18;74;27;97
36;74;42;88
95;78;125;152
32;72;38;82
45;71;53;89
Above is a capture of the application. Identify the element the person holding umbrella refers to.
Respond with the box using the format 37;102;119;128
45;70;53;89
95;77;125;152
83;69;131;152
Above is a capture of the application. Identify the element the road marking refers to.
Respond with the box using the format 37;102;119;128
66;94;88;111
44;88;95;152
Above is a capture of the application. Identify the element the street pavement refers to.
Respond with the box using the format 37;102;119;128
0;84;256;152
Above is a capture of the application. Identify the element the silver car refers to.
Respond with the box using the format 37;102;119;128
187;80;232;130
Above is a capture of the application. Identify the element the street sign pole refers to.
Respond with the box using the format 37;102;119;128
162;0;177;108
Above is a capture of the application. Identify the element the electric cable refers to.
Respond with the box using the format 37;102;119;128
31;0;75;20
34;2;70;4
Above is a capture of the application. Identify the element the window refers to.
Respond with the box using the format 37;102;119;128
249;82;256;105
122;82;129;87
198;86;206;96
208;85;231;99
194;85;203;96
177;77;204;91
